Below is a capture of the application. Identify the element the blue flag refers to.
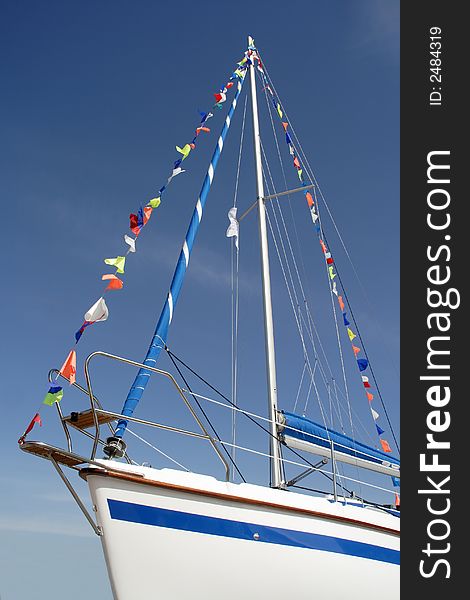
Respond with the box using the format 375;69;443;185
357;358;369;372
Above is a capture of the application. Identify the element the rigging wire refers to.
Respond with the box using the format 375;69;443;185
166;351;246;483
230;94;248;473
257;50;399;457
256;68;314;312
259;84;358;438
326;254;401;454
257;69;374;500
261;181;331;436
293;361;307;413
257;51;393;350
259;126;359;454
126;428;191;472
182;388;390;482
164;346;375;501
259;133;375;480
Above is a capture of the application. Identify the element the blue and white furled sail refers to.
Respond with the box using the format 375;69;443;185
279;411;400;478
114;73;247;439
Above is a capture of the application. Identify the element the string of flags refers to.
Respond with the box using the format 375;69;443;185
251;44;395;460
18;49;251;444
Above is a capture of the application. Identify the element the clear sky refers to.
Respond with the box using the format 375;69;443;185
1;1;399;598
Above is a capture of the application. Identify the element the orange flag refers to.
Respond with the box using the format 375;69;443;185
143;206;153;224
102;274;124;291
338;296;345;311
60;350;77;385
319;239;327;253
367;392;374;402
282;122;289;131
395;493;400;508
305;192;314;207
352;345;361;356
380;439;392;453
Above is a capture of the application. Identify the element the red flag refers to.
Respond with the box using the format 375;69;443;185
293;156;301;169
130;213;141;235
319;239;327;253
18;413;42;444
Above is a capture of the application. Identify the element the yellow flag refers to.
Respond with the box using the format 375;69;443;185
148;197;161;208
277;103;283;119
176;144;191;160
329;266;336;280
104;256;126;274
347;328;356;341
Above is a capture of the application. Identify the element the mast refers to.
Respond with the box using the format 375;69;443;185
248;36;283;488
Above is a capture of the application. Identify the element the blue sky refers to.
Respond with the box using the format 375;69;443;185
1;1;399;598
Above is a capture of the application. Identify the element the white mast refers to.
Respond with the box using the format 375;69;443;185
248;36;283;488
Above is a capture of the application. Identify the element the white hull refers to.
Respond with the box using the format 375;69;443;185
84;462;399;599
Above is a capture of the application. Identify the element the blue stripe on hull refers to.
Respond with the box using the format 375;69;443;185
107;499;399;565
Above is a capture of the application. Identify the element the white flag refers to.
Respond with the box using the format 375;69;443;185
84;297;109;323
309;206;319;223
371;408;379;421
124;234;136;253
167;167;185;185
226;207;239;250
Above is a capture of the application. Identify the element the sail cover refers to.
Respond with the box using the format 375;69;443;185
280;411;400;477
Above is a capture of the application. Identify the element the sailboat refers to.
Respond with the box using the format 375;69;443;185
19;37;400;599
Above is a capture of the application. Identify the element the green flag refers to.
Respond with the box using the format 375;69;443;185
43;388;64;406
